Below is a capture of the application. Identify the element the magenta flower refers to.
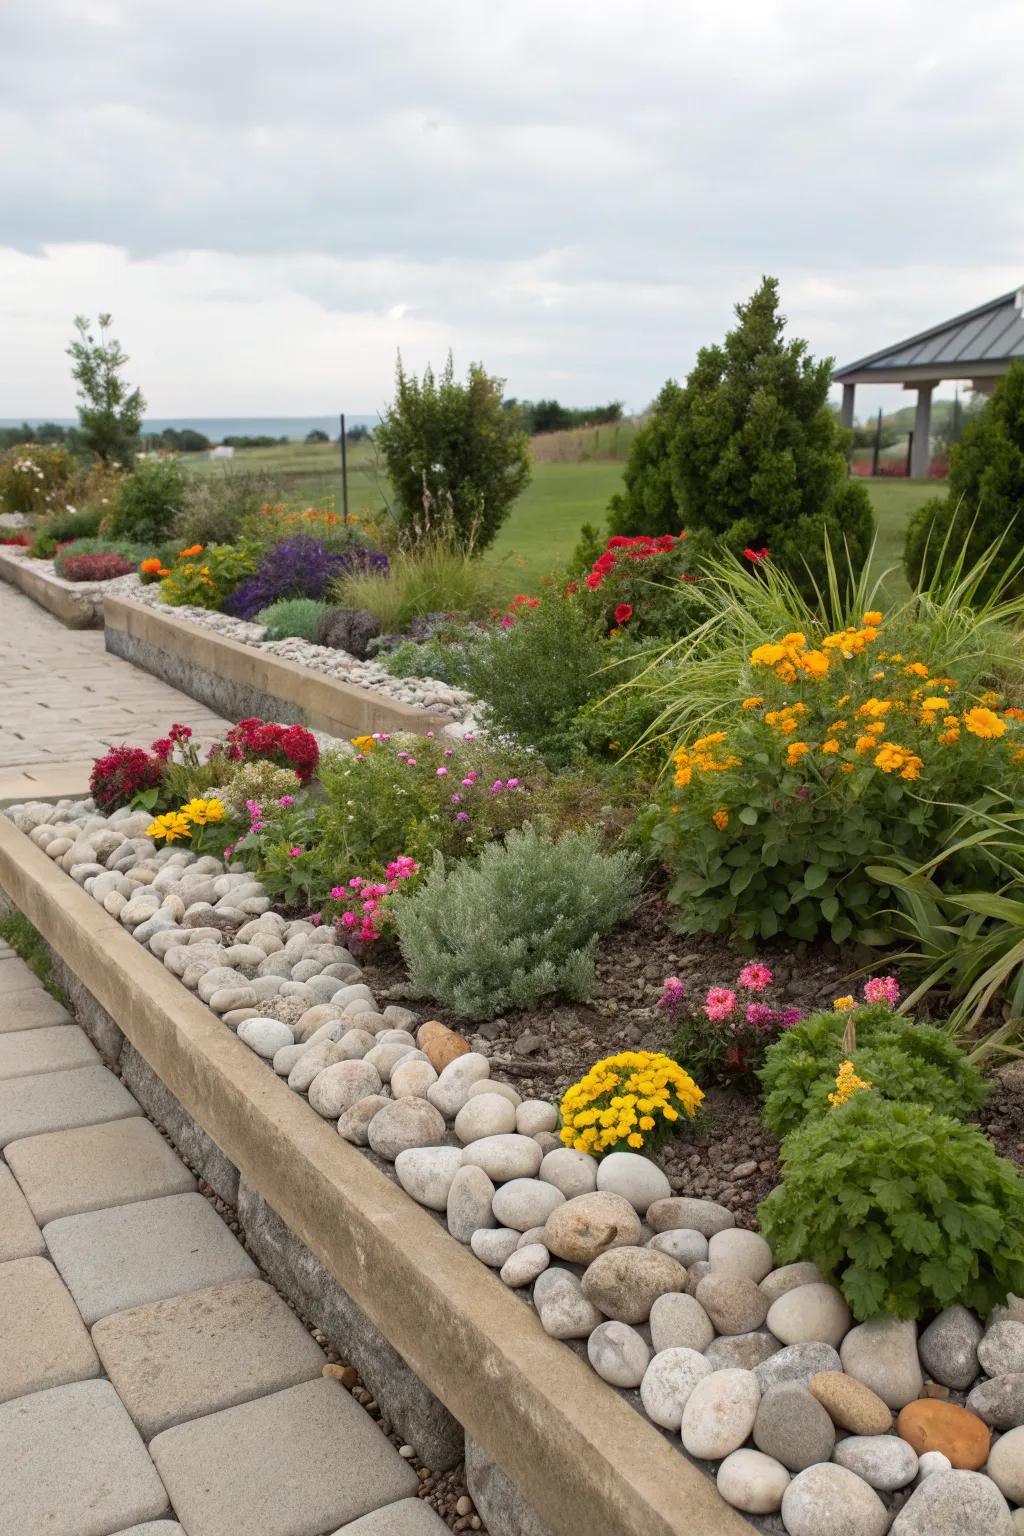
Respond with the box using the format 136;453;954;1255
506;777;520;789
745;1002;778;1030
863;975;900;1009
443;748;454;758
330;886;346;900
490;781;504;794
426;731;435;738
288;846;302;858
277;794;295;807
738;962;773;993
341;911;357;928
436;766;448;777
657;977;686;1016
455;811;470;823
778;1007;802;1028
703;986;737;1022
450;793;462;804
308;913;322;926
406;758;417;767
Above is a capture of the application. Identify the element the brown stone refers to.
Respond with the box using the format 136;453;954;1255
896;1398;991;1469
808;1371;893;1435
417;1021;472;1072
323;1363;359;1389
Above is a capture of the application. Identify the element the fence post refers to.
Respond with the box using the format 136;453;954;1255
905;430;914;479
339;413;349;522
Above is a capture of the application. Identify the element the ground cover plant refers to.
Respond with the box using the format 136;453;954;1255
255;596;330;641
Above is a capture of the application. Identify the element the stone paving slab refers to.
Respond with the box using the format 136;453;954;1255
150;1378;420;1536
0;956;40;993
0;1063;141;1148
92;1277;327;1439
332;1500;452;1534
0;1022;99;1080
0;986;73;1031
44;1191;259;1325
0;1379;170;1536
0;1162;45;1260
6;1116;197;1224
110;1527;186;1536
0;1256;101;1403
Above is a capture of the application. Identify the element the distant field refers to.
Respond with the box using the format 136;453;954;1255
180;439;935;599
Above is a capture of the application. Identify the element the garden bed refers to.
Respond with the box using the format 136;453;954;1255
0;544;138;627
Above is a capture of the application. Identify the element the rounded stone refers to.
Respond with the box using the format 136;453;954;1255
367;1098;445;1160
534;1271;603;1340
466;1079;521;1109
681;1368;761;1460
237;1017;294;1057
459;1134;542;1183
968;1374;1024;1431
454;1094;518;1144
685;1260;712;1297
717;1448;790;1515
335;1027;376;1060
890;1468;1012;1535
365;1041;417;1081
337;1095;388;1145
755;1343;843;1392
988;1426;1024;1503
649;1292;715;1354
753;1381;836;1472
639;1347;712;1430
980;1323;1024;1379
390;1058;439;1099
595;1152;671;1214
696;1273;770;1336
841;1317;924;1410
647;1196;735;1238
543;1192;642;1264
918;1450;953;1481
515;1099;558;1137
781;1462;889;1536
709;1228;775;1283
500;1243;549;1288
919;1305;983;1391
648;1229;708;1267
394;1146;464;1210
705;1331;782;1371
469;1227;519;1268
416;1020;472;1072
834;1434;919;1491
766;1282;852;1349
897;1399;991;1470
808;1371;893;1435
427;1053;491;1116
538;1148;598;1199
491;1178;565;1232
288;1041;339;1092
308;1060;383;1119
581;1246;687;1324
587;1321;651;1389
273;1043;309;1077
447;1165;497;1243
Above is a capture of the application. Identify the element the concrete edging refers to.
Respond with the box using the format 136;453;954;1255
0;813;753;1536
103;594;453;739
0;546;103;627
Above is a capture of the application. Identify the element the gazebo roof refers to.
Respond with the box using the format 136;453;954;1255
834;288;1024;383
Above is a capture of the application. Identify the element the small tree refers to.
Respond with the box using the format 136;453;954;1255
904;362;1024;598
375;353;531;551
305;428;329;444
67;314;145;465
606;380;685;538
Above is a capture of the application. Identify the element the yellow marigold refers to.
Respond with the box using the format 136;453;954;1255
833;996;857;1011
854;734;876;755
828;1058;872;1107
795;649;830;679
903;662;929;678
838;694;851;707
873;742;923;780
741;697;763;710
938;728;960;746
712;807;729;831
351;734;377;753
180;797;224;826
828;720;848;732
866;721;886;736
786;741;810;767
921;696;951;714
775;661;797;684
857;698;892;718
750;642;787;667
821;739;840;754
963;706;1007;740
840;763;855;774
862;611;883;626
146;812;191;844
871;670;886;681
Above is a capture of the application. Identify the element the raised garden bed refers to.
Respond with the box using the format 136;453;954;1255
0;544;137;628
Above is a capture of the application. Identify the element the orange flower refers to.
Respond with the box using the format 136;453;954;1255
179;543;203;558
140;557;162;574
712;807;729;831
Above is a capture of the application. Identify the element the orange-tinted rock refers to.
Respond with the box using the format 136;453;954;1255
896;1398;991;1469
417;1021;471;1072
808;1371;893;1435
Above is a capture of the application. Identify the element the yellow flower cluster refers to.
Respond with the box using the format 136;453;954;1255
751;631;830;683
559;1051;704;1156
351;735;377;753
147;798;224;844
828;1058;872;1107
873;742;922;780
673;732;741;788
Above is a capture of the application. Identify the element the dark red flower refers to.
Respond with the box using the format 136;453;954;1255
614;603;633;624
743;547;770;563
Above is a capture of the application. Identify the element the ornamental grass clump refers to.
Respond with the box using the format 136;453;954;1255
758;996;990;1137
395;823;639;1019
559;1051;703;1157
759;1093;1024;1320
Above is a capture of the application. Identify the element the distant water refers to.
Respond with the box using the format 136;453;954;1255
0;415;377;442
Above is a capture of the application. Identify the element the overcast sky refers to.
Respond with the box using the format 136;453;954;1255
2;0;1022;422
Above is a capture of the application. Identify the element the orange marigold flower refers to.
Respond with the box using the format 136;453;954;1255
712;807;729;831
140;557;162;574
179;543;203;558
903;662;929;678
828;720;848;732
1004;707;1024;721
854;734;876;756
786;741;810;766
938;728;960;746
821;739;841;754
857;698;892;718
862;611;883;626
840;762;855;774
874;742;923;780
963;706;1007;740
741;697;763;710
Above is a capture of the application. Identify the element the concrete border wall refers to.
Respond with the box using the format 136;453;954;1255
0;547;103;627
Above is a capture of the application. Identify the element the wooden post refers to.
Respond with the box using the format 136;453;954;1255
871;409;882;477
339;413;349;523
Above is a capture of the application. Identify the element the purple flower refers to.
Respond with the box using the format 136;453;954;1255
278;794;295;807
745;1003;778;1031
450;793;462;803
223;537;388;621
490;780;503;793
778;1007;802;1029
454;811;470;823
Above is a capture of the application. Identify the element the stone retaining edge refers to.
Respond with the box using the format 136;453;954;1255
0;546;102;627
0;813;753;1536
103;594;453;739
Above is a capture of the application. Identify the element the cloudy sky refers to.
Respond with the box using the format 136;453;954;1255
2;0;1022;422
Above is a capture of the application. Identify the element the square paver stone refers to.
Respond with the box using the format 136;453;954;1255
92;1277;327;1438
0;1379;170;1536
0;1161;44;1260
0;956;40;994
0;1064;140;1148
332;1501;452;1534
0;1256;100;1403
0;986;72;1031
150;1377;419;1536
44;1191;259;1325
6;1116;196;1224
0;1023;99;1080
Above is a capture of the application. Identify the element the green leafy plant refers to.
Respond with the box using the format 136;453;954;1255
759;1094;1024;1320
759;1003;989;1137
105;457;186;542
159;542;259;609
255;597;330;641
379;631;480;687
32;504;104;546
67;313;145;464
395;823;639;1019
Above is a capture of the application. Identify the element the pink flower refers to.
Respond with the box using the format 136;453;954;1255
330;886;346;900
308;913;322;926
658;977;686;1016
863;975;900;1009
703;986;737;1022
778;1007;802;1028
455;811;470;823
406;758;417;767
436;766;448;777
506;777;520;789
450;793;462;804
443;748;454;758
341;911;357;927
738;962;773;993
277;795;295;807
490;780;504;793
745;1003;778;1030
288;846;302;857
426;731;435;738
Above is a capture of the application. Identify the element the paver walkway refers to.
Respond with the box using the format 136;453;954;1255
0;585;228;803
0;946;447;1536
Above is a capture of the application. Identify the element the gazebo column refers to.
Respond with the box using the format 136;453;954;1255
910;382;936;479
840;382;856;429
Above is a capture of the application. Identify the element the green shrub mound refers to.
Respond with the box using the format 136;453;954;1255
37;505;105;545
105;457;185;543
255;597;330;642
759;1094;1024;1320
395;823;639;1019
759;1004;990;1138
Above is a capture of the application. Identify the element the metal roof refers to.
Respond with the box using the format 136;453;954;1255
834;288;1024;380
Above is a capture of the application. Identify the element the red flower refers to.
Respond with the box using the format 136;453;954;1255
743;547;769;563
614;603;633;624
563;582;578;596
